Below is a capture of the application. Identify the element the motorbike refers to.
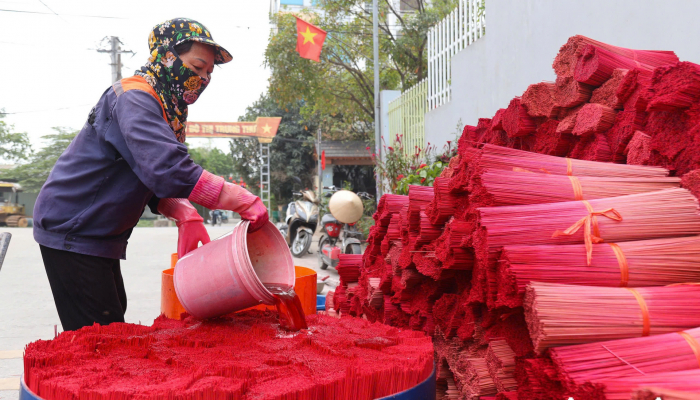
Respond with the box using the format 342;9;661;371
279;187;319;257
318;186;373;270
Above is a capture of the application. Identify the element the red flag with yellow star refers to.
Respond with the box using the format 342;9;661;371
295;17;327;62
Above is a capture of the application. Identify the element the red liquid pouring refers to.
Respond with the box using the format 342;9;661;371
265;285;308;331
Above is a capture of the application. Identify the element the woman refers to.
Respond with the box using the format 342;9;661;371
33;18;268;331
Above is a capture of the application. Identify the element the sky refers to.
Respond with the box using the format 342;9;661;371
0;0;272;153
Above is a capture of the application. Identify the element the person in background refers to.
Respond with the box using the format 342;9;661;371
32;18;268;331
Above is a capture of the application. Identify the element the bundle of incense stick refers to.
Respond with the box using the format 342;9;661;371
574;42;679;86
496;235;700;308
590;68;628;109
575;370;700;400
571;103;617;136
471;188;700;306
646;61;700;111
549;326;700;392
408;185;435;226
634;386;700;400
495;392;518;400
426;177;464;225
436;362;463;400
514;357;567;399
521;81;558;118
380;213;402;254
554;76;593;108
418;219;475;280
464;358;498;398
524;282;700;352
485;339;517;392
416;211;444;247
377;194;409;226
478;170;680;206
503;97;537;138
336;254;362;283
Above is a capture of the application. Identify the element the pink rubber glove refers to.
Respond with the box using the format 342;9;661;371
188;170;269;232
158;198;211;258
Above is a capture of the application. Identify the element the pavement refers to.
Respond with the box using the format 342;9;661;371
0;223;339;400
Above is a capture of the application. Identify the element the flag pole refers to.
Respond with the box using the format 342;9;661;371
372;0;382;199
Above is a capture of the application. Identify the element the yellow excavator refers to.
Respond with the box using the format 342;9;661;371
0;181;30;227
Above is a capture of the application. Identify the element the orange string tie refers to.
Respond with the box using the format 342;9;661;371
565;158;573;176
608;243;629;287
678;331;700;369
568;176;584;201
552;200;623;266
512;167;534;173
627;288;650;337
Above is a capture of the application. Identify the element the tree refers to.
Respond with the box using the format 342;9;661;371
0;110;31;162
187;146;235;179
231;94;317;207
0;127;77;191
265;0;458;139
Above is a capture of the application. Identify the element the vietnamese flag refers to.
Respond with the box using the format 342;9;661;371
295;17;327;62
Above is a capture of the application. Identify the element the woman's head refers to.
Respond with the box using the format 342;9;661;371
136;18;231;142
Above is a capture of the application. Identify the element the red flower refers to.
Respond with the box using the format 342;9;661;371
388;146;394;152
397;174;404;181
420;178;426;183
419;163;427;169
366;146;370;150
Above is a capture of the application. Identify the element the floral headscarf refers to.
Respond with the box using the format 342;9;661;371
135;18;232;142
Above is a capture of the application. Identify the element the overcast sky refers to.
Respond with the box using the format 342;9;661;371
1;0;271;152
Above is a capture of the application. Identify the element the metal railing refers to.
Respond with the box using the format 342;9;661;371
387;79;428;154
427;0;485;109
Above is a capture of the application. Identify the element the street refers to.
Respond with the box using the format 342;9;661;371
0;224;338;400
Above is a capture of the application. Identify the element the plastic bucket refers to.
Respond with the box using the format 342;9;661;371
174;220;295;319
376;364;436;400
245;266;317;316
316;295;326;311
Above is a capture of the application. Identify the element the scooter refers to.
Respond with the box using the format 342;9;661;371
318;186;373;270
281;188;319;257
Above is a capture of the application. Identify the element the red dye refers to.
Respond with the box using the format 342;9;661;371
533;119;573;156
571;103;617;136
24;311;434;400
503;98;537;138
590;68;628;109
626;130;651;165
647;61;700;111
569;133;612;162
606;110;646;162
266;285;308;331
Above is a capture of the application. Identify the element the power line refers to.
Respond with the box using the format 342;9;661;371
0;8;126;19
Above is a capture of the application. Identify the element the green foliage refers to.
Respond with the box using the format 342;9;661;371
0;110;31;162
395;160;443;195
373;134;435;194
231;94;317;206
187;147;235;179
265;0;458;139
0;127;77;192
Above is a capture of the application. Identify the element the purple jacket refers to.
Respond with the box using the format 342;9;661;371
33;86;203;259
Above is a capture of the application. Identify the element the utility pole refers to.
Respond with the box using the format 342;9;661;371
372;0;382;199
317;128;323;200
96;36;134;84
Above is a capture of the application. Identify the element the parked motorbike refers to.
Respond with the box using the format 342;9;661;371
318;186;372;270
279;187;319;257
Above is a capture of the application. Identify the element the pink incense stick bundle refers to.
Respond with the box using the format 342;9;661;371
524;282;700;353
426;177;464;225
574;43;679;86
633;386;700;400
646;61;700;111
497;235;700;308
590;68;628;109
473;143;669;177
485;339;518;393
521;82;558;118
571;103;617;136
554;76;593;108
503;98;537;138
579;370;700;400
627;130;652;165
478;169;679;206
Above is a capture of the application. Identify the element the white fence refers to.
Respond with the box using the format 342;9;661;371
427;0;486;109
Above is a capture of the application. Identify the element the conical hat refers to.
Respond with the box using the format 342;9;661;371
328;190;364;224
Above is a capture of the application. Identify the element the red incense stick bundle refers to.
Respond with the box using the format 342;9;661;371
377;194;409;226
633;386;700;400
581;370;700;400
606;111;646;163
380;213;402;254
533;119;574;157
571;103;617;136
337;254;362;283
497;235;700;308
682;169;700;200
555;105;584;134
464;358;497;397
574;43;679;86
495;392;518;400
491;108;506;130
426;177;464;225
647;61;700;111
524;282;700;352
503;98;537;138
436;362;463;400
569;133;613;162
408;185;435;225
590;68;628;109
479;169;679;206
416;211;443;247
485;339;517;392
521;82;558;118
554;76;593;108
429;219;476;276
627;130;652;165
618;68;652;112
